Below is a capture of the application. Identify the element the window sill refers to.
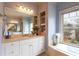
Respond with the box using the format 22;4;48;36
49;44;79;56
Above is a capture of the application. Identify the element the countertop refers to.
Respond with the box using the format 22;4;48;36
2;35;44;43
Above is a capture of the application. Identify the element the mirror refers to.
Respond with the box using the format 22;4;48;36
7;18;22;32
4;7;33;36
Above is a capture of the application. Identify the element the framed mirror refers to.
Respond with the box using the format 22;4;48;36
3;7;33;36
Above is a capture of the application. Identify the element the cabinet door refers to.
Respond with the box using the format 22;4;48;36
0;44;3;56
37;36;45;55
39;37;45;52
5;43;14;56
5;41;20;56
20;39;33;56
32;38;39;56
0;44;5;56
11;41;20;56
28;44;33;56
32;37;45;55
20;44;29;56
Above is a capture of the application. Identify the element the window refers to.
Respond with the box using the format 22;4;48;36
63;10;79;46
69;11;76;17
63;13;69;19
30;23;33;34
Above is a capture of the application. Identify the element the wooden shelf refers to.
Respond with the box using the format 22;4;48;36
41;23;45;26
40;11;45;24
34;25;38;26
40;11;46;33
33;16;38;26
33;11;46;35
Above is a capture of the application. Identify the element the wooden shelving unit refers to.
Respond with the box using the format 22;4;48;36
33;16;38;26
40;11;46;33
33;11;46;35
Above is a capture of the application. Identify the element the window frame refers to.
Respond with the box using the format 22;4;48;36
59;5;79;44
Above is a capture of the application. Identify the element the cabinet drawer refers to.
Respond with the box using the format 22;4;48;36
20;44;33;56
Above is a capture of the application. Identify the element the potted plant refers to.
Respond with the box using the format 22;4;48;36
32;26;39;35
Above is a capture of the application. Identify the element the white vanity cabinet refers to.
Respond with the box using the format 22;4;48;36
2;36;45;56
20;39;33;56
37;36;45;55
4;41;20;56
32;37;40;55
20;36;45;56
32;36;45;55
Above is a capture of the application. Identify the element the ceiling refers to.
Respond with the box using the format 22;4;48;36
0;2;48;18
5;7;31;19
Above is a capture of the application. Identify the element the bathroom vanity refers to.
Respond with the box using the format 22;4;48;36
0;35;45;56
0;5;46;56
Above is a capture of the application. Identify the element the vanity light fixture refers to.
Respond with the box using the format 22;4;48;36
19;6;23;9
10;20;19;24
24;8;26;11
27;9;30;12
17;5;33;15
30;10;33;13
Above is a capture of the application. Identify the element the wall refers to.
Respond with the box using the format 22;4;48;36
48;3;57;45
38;2;48;13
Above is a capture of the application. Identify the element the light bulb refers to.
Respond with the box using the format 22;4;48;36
24;8;26;11
27;9;30;12
19;6;23;9
30;10;33;13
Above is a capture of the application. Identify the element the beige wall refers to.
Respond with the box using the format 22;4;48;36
0;2;3;7
38;2;48;13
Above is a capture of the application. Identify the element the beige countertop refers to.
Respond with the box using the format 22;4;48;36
2;35;44;43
